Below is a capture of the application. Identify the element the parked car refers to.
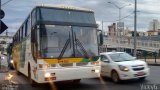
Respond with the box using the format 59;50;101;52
100;52;150;83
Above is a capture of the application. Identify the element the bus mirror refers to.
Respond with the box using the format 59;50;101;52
98;30;103;46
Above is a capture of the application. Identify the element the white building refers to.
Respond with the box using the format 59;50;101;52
149;19;160;31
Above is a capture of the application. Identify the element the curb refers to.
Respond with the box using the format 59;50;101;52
148;64;160;66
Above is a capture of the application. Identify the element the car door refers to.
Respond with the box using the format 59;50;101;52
100;55;111;77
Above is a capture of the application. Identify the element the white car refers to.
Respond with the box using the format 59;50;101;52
100;52;150;83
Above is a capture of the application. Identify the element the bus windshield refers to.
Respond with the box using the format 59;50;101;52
39;25;98;58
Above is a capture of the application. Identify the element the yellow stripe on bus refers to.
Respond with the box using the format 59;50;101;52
44;58;82;64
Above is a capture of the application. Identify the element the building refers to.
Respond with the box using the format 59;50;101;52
117;22;124;36
147;30;158;36
108;23;116;37
124;27;132;37
138;31;145;37
149;19;160;31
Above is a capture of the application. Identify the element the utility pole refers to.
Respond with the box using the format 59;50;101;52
134;0;137;57
102;21;103;31
108;2;131;52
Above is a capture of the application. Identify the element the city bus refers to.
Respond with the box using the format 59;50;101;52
12;5;102;85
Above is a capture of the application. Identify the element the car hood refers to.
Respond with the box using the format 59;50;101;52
115;60;146;66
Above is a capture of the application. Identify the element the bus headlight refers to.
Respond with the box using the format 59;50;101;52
95;69;100;73
45;73;51;78
92;69;100;73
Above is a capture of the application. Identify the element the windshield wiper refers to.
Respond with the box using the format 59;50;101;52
73;31;89;58
58;32;71;60
58;39;70;60
75;39;89;58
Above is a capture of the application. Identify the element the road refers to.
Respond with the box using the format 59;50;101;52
1;66;160;90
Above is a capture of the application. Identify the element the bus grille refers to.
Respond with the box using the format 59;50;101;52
59;63;73;67
76;62;88;66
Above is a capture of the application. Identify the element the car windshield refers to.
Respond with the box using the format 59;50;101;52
108;53;135;62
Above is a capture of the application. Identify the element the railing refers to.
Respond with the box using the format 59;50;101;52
104;36;160;52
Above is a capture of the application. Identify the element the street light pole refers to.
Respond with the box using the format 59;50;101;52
108;2;131;51
134;0;137;57
108;2;131;35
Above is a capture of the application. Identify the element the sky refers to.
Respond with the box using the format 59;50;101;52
2;0;160;35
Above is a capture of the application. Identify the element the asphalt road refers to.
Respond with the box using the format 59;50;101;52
1;66;160;90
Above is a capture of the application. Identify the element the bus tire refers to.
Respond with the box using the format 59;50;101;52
28;64;37;87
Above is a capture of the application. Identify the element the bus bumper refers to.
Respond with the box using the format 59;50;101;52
35;66;100;83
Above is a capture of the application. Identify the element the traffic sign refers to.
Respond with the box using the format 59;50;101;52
0;10;5;19
0;20;8;34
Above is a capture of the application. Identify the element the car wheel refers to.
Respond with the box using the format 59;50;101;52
111;71;120;83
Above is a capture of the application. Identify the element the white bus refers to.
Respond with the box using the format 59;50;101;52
12;5;102;85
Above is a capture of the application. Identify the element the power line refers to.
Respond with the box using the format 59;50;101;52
1;0;14;7
118;12;134;21
100;12;134;23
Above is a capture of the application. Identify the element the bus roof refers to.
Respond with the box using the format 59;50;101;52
34;4;94;13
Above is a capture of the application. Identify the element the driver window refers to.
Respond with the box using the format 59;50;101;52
101;55;109;61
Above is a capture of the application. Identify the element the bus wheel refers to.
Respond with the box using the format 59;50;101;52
28;65;37;87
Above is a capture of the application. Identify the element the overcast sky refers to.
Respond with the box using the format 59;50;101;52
2;0;160;34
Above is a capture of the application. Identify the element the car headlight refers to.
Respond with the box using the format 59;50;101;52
119;65;129;72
